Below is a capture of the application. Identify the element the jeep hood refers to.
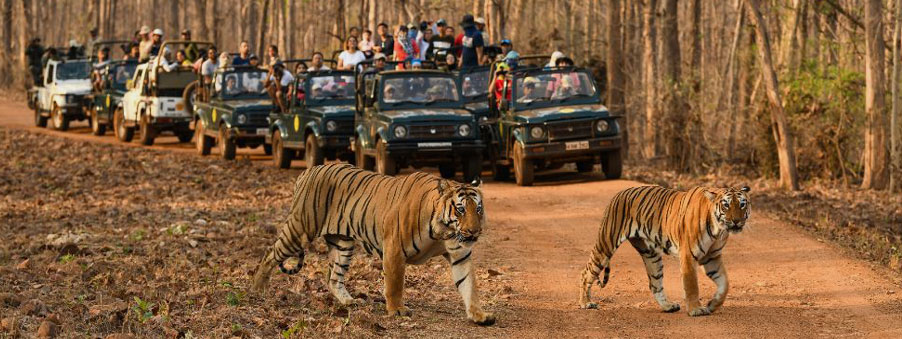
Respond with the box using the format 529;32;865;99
54;80;92;95
381;108;473;122
515;104;611;123
308;104;355;117
223;99;274;112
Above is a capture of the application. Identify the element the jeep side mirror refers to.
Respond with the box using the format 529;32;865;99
126;80;133;90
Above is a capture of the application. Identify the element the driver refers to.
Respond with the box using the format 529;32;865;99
383;84;398;102
517;77;541;103
225;75;239;95
310;83;323;99
426;85;444;101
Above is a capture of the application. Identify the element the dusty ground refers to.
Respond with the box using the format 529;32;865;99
1;99;902;338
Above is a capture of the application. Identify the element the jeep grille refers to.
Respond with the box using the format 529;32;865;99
409;124;457;139
547;120;593;141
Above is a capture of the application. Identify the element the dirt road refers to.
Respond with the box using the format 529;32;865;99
2;99;901;337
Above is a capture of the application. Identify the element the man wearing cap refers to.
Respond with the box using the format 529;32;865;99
517;77;542;103
149;29;164;59
86;28;100;57
500;39;513;58
138;26;153;62
475;17;490;44
373;53;387;71
265;61;295;112
430;25;455;62
434;19;447;35
459;14;485;69
182;30;199;62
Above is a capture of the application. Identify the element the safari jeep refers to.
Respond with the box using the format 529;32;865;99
87;59;138;135
354;68;484;182
267;69;356;169
488;65;623;186
116;41;212;145
457;65;499;166
32;59;93;130
192;66;273;160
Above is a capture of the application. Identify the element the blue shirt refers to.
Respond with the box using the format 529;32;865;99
232;56;250;66
461;26;484;68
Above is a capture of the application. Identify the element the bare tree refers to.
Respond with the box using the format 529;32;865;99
607;0;627;157
745;0;799;190
862;0;889;189
893;0;902;192
642;0;659;159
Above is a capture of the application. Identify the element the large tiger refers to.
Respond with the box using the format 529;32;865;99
579;185;751;316
252;163;495;326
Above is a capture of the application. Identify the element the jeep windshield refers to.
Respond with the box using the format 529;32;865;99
514;70;597;108
214;69;267;99
461;69;490;99
307;74;355;102
382;75;459;105
56;61;91;81
109;63;137;91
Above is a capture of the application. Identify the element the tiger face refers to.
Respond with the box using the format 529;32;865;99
705;186;751;234
440;178;486;244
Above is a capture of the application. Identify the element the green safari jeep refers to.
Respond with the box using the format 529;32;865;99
267;70;356;169
488;66;623;186
192;66;274;159
88;59;138;136
353;68;484;182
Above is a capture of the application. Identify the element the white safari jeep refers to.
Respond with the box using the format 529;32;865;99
115;41;209;145
32;59;93;130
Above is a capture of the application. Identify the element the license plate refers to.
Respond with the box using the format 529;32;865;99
256;128;268;135
565;140;590;150
418;142;452;148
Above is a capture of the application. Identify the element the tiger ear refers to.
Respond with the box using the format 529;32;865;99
740;186;751;193
438;179;451;194
470;176;482;187
704;190;718;203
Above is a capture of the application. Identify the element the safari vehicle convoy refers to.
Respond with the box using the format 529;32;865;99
488;61;623;186
353;66;484;182
30;58;93;131
116;41;212;145
267;67;357;169
192;66;273;160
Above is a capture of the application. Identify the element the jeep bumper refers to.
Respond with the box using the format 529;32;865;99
384;140;485;164
522;135;622;161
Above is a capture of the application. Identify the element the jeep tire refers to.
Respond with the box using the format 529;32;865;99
218;125;236;160
195;120;213;155
91;111;106;136
273;131;293;169
51;104;69;131
355;137;375;171
139;115;156;146
375;139;397;176
305;134;324;168
34;105;47;128
513;142;534;186
114;108;134;142
600;148;623;179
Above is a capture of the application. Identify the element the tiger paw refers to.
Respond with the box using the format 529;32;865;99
580;302;599;309
388;306;411;317
659;302;681;313
470;311;496;326
688;307;711;317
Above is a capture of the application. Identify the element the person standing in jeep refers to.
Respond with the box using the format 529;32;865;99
459;14;484;69
375;23;394;59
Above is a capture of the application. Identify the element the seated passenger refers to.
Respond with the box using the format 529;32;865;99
517;77;541;103
410;59;423;70
383;84;398;103
176;50;192;66
265;62;294;112
249;54;260;67
310;83;323;99
546;51;565;68
308;52;332;72
373;53;387;71
426;85;444;101
295;62;308;75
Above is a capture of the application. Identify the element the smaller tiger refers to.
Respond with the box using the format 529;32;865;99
579;185;751;316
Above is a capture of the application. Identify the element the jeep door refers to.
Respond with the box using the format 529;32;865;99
121;68;145;122
38;64;55;110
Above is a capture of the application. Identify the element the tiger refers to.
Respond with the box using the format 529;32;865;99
578;185;751;316
251;163;495;326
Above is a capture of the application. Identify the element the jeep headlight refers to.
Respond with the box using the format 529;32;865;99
326;120;338;132
236;113;248;124
596;120;609;133
393;125;408;138
529;126;545;139
458;124;471;137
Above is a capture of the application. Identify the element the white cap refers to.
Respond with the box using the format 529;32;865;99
139;25;150;35
550;51;565;65
475;17;486;25
69;39;79;47
152;28;164;36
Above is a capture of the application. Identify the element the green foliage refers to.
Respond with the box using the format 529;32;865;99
771;59;866;181
132;297;155;323
58;254;75;264
130;229;146;242
281;320;307;339
226;290;244;307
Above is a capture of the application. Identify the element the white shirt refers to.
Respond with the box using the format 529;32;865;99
308;65;332;72
338;50;366;69
201;60;218;77
269;69;295;87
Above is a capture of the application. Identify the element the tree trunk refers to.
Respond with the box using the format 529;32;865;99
169;0;179;38
725;0;746;157
893;0;902;192
367;0;377;33
607;0;627;158
642;0;659;159
745;0;800;190
196;0;208;41
258;0;270;58
862;0;889;189
660;0;688;170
